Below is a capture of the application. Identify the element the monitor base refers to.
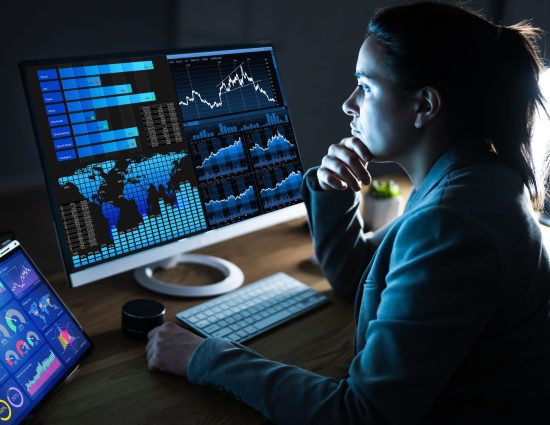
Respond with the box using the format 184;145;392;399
134;253;244;297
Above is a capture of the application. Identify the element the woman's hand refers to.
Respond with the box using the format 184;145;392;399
146;322;205;377
317;137;372;191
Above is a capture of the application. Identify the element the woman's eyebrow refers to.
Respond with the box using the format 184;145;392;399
355;71;375;81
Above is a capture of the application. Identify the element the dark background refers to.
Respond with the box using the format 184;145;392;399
1;0;549;276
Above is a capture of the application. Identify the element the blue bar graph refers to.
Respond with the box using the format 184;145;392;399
241;122;261;131
219;123;237;134
37;69;58;80
69;111;96;124
63;84;133;101
67;92;156;112
75;127;139;146
72;120;109;136
58;61;154;78
191;129;214;141
77;138;137;158
42;92;63;103
48;115;69;127
61;76;102;90
266;112;288;126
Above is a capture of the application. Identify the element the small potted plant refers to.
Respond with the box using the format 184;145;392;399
361;179;402;230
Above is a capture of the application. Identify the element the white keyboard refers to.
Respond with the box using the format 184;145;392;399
176;272;329;343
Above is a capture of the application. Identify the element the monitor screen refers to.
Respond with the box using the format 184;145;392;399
0;241;92;424
20;45;305;286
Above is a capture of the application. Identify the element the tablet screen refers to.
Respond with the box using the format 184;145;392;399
0;241;92;424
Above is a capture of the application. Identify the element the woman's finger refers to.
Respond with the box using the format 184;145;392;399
320;155;361;191
329;143;371;185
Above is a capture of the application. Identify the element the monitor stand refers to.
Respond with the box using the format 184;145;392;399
133;254;244;297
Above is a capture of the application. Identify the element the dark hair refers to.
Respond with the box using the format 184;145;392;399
367;2;547;208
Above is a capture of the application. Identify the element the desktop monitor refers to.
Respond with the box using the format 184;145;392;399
20;45;306;296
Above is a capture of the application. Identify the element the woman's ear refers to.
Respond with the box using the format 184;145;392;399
414;87;442;128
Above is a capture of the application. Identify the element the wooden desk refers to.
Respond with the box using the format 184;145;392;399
30;218;356;425
20;176;550;424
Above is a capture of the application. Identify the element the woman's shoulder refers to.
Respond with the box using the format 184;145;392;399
397;159;544;271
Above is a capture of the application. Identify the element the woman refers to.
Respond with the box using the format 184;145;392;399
146;2;550;423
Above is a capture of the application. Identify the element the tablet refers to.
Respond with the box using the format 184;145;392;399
0;240;92;424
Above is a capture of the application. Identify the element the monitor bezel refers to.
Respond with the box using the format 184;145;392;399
19;43;307;288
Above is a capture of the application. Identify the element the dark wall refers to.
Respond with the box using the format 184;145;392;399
1;0;178;190
2;0;511;193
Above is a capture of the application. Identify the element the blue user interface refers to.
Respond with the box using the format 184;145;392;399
21;46;304;274
0;248;91;424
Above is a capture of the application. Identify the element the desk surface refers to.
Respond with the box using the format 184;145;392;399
21;177;550;424
30;218;356;425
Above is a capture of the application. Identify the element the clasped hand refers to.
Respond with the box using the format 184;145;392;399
317;136;373;191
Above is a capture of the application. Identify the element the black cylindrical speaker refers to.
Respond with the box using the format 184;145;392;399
121;299;165;340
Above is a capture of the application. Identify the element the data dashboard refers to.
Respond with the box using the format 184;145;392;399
21;46;304;274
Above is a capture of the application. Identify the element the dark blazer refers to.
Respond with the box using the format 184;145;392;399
188;143;550;424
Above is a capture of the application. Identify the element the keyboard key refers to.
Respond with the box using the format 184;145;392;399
226;333;240;341
212;328;232;338
254;310;294;330
244;325;257;334
204;324;220;334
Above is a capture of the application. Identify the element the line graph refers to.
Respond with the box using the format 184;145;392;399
202;175;260;227
169;50;284;121
248;125;297;168
180;63;275;110
192;137;249;181
0;252;40;298
259;165;303;210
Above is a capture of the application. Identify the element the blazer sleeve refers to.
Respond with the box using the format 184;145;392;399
187;206;501;425
300;167;379;298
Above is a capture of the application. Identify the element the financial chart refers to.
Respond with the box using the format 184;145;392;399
170;47;303;230
258;164;303;211
21;46;303;273
170;49;283;121
202;175;260;227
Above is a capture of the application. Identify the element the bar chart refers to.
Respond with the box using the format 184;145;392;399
36;59;161;162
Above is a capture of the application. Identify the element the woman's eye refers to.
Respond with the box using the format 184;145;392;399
358;84;371;93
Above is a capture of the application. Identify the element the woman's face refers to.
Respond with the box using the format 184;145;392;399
342;37;418;161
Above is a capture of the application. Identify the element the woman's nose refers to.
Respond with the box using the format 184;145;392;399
342;89;360;116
